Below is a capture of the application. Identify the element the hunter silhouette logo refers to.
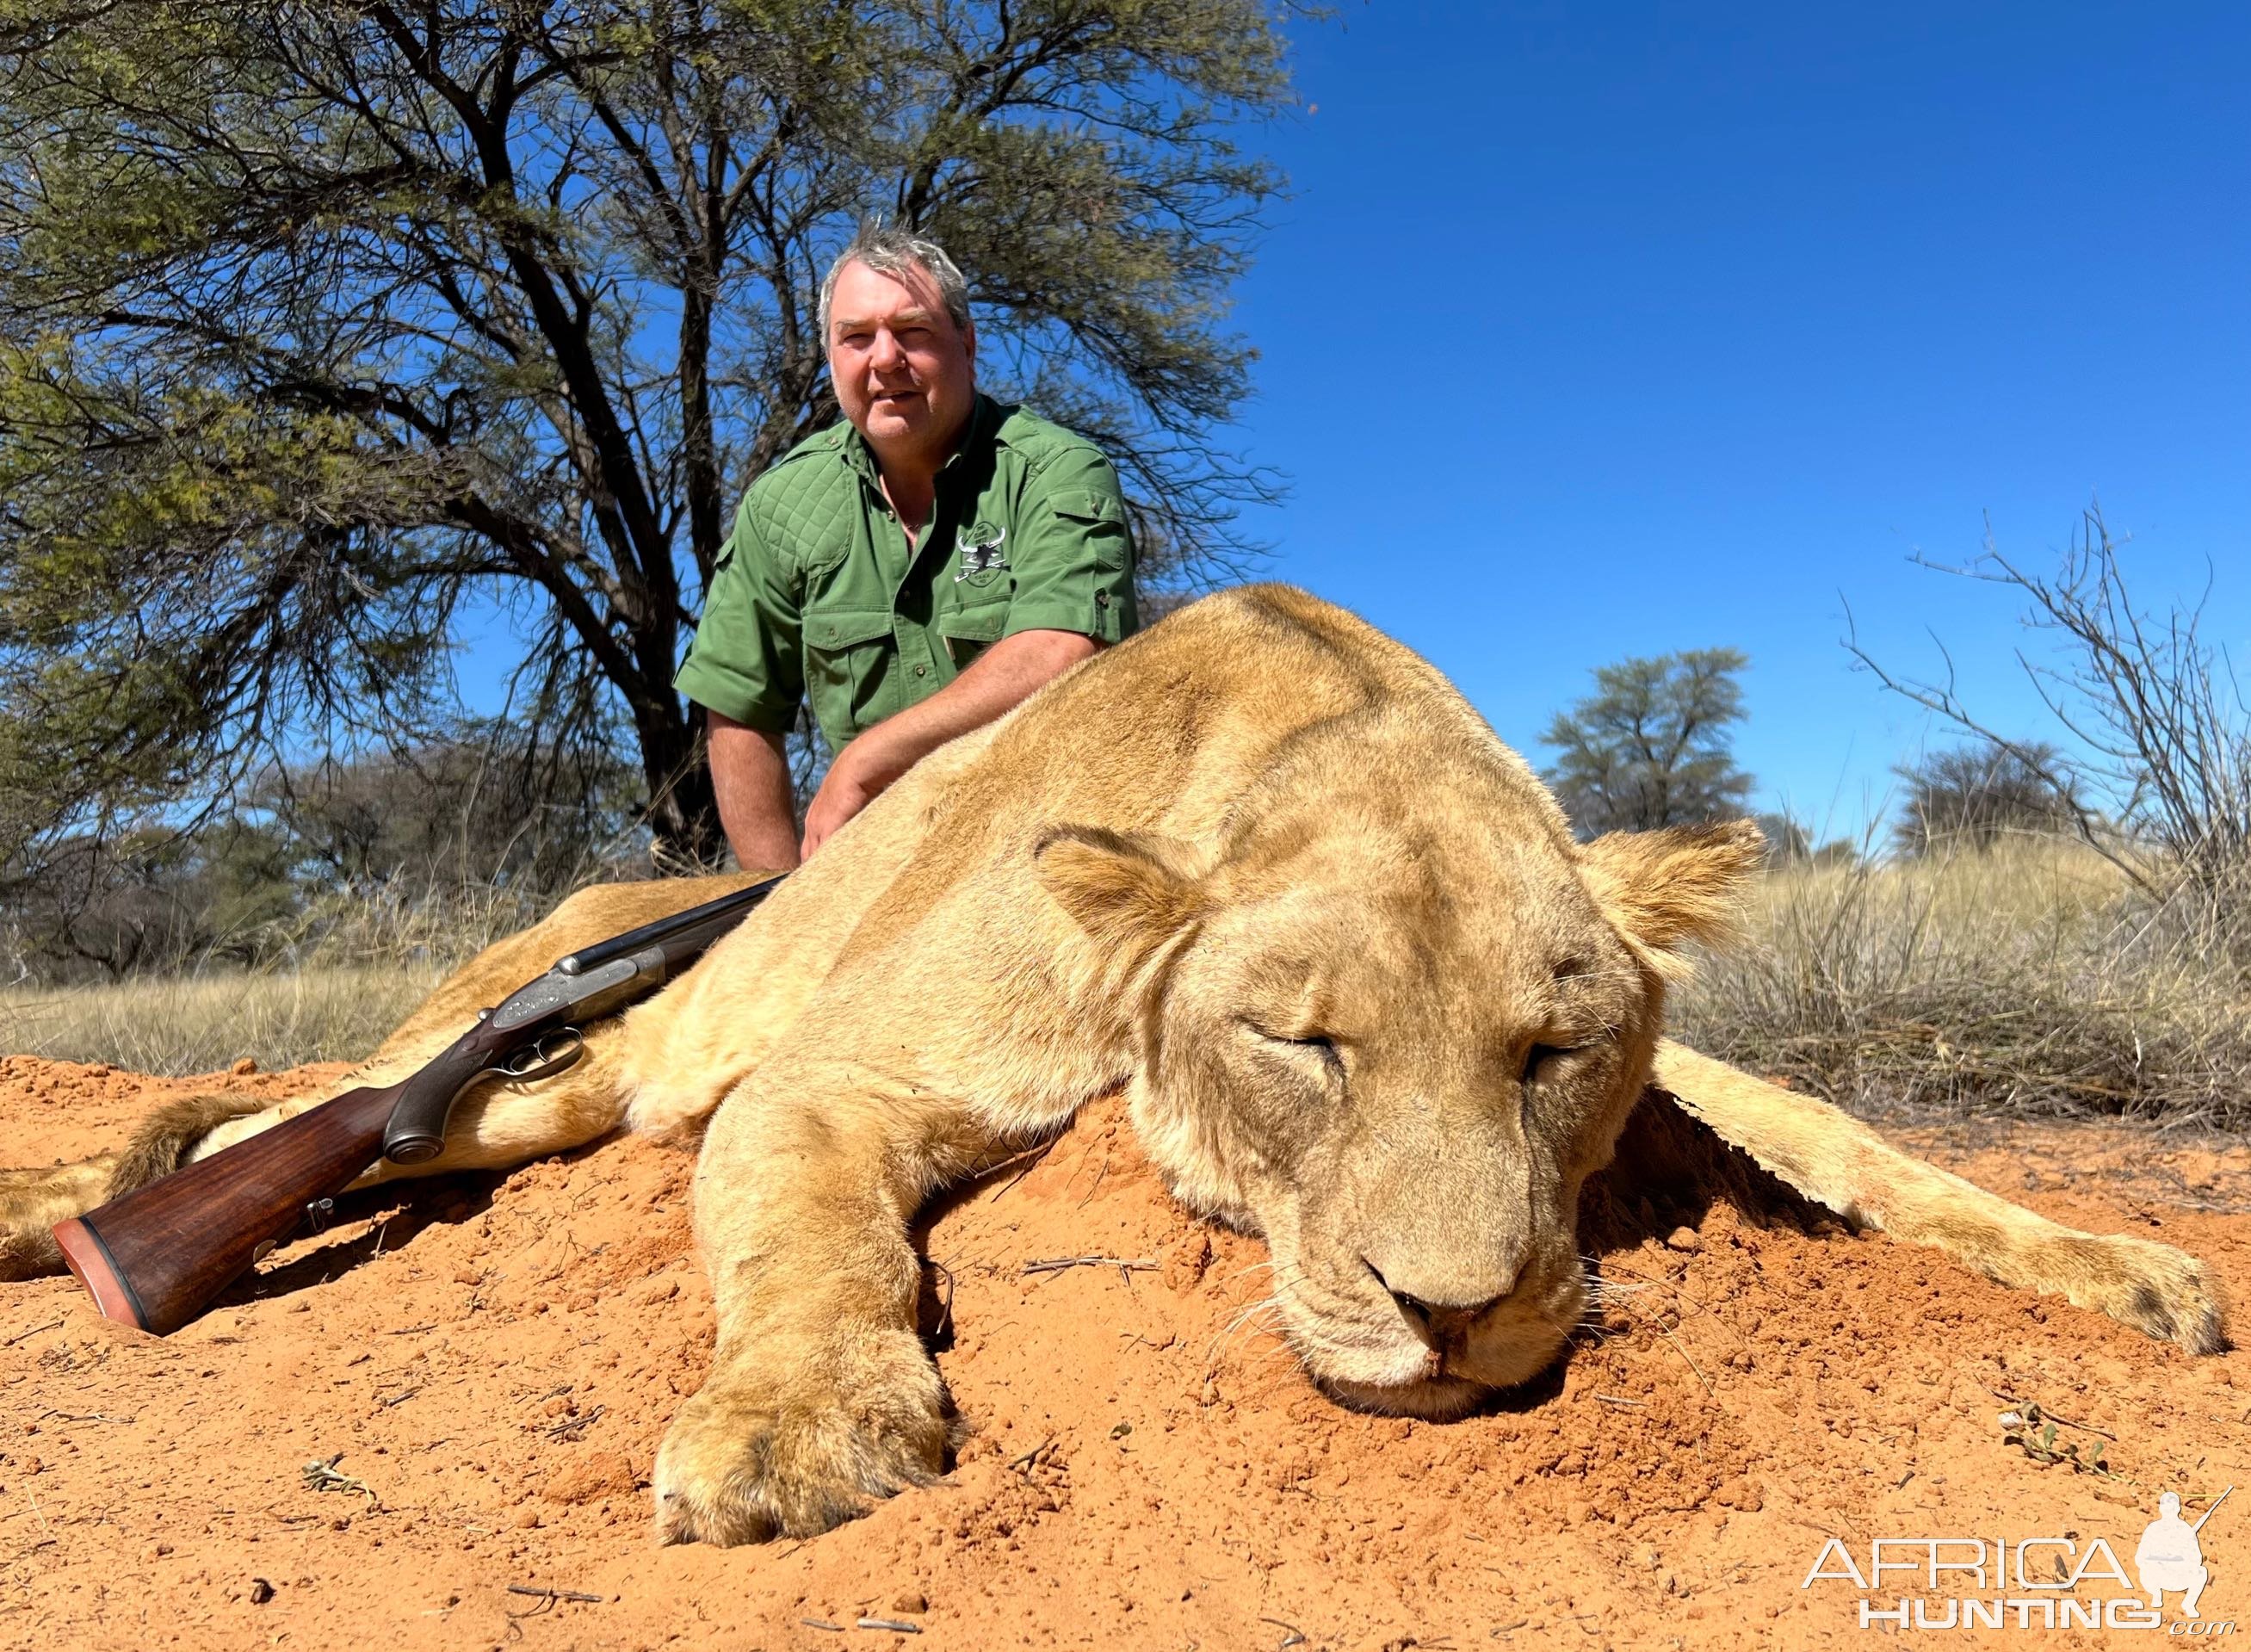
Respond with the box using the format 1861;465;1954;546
2138;1487;2229;1619
1799;1485;2235;1631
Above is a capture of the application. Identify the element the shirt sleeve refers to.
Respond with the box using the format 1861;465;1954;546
673;495;805;732
1001;446;1138;643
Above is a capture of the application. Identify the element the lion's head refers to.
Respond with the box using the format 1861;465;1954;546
1036;704;1762;1418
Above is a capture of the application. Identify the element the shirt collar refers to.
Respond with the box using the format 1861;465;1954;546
839;393;998;493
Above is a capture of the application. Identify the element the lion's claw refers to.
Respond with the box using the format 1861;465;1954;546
652;1329;950;1544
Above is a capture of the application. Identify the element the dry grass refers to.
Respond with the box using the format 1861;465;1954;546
0;879;553;1075
0;962;448;1074
1674;837;2251;1130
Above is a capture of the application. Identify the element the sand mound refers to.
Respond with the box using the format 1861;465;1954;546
2;1055;2246;1649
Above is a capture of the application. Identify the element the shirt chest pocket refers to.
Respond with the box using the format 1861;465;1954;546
801;605;896;737
935;599;1007;670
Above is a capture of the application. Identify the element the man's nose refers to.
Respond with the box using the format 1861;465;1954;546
868;328;907;370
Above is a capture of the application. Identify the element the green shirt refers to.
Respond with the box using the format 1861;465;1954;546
675;396;1138;753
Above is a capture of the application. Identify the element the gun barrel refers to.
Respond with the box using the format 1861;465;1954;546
553;872;785;977
52;1082;400;1335
2192;1485;2233;1532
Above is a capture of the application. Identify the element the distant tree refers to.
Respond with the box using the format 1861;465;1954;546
0;823;297;981
1754;810;1810;865
1542;649;1756;837
1893;740;2084;856
255;727;639;894
0;0;1293;865
0;722;635;981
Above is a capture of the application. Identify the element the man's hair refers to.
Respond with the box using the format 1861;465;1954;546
817;221;973;343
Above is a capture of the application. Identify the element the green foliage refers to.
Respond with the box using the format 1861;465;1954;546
0;0;1296;863
1542;648;1756;837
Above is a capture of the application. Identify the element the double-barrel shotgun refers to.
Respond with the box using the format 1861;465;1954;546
52;873;786;1335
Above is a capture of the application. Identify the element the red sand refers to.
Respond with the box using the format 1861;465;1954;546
2;1052;2246;1649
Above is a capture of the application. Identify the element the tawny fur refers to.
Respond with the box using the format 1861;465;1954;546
0;585;2228;1547
111;1093;275;1197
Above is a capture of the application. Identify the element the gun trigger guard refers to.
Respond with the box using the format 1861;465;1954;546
493;1027;585;1085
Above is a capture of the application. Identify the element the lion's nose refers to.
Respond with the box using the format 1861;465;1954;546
1364;1258;1512;1345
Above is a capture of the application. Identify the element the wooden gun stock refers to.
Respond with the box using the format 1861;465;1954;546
51;1032;502;1334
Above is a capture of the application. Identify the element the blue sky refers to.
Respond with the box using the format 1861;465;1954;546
1220;1;2250;840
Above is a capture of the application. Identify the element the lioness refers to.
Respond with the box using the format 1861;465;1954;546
1;586;2226;1545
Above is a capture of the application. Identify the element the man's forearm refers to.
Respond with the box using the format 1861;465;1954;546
795;628;1101;858
707;713;802;871
844;628;1100;792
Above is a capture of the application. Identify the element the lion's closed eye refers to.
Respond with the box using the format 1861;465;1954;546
1238;1018;1345;1079
1520;1036;1611;1087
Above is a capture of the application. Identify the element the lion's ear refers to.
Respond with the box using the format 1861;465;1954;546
1578;820;1765;978
1035;826;1205;960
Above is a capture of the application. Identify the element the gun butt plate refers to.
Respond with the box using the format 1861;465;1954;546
51;1216;152;1331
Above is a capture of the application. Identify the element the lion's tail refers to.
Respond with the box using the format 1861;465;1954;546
0;1092;272;1280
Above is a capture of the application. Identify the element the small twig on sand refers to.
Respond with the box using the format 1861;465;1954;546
1022;1255;1156;1287
22;1482;54;1544
924;1258;956;1343
800;1618;844;1632
4;1319;63;1346
1259;1617;1309;1649
1985;1385;2118;1440
301;1454;380;1507
37;1408;134;1424
505;1585;603;1606
858;1618;924;1634
980;1140;1057;1201
379;1387;421;1408
545;1405;605;1440
1592;1395;1646;1408
388;1323;436;1336
1007;1438;1055;1473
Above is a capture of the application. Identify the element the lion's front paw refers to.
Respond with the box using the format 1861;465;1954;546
2050;1232;2229;1355
652;1328;950;1544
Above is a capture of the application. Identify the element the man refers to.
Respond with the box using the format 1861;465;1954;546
2136;1492;2212;1618
676;225;1138;867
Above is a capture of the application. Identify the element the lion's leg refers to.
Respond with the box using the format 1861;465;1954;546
1651;1039;2228;1353
652;1054;1012;1545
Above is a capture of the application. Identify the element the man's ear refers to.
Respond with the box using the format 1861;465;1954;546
1035;825;1205;965
1577;820;1766;978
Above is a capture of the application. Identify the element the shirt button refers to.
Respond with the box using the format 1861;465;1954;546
914;664;927;677
1096;591;1110;606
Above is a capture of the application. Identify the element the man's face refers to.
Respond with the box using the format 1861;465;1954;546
826;257;977;469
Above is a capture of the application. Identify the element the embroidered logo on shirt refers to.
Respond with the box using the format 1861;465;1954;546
955;524;1008;586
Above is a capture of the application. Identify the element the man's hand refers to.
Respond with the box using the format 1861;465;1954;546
799;745;884;860
799;628;1099;858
